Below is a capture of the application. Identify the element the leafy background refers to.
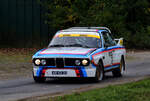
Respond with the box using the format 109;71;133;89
41;0;150;49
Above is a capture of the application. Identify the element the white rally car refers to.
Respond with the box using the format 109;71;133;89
32;27;126;82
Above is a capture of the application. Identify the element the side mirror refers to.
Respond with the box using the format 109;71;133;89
114;38;123;46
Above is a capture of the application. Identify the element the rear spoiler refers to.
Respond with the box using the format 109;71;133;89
115;38;123;46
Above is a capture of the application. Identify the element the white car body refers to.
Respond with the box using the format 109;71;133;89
32;27;126;81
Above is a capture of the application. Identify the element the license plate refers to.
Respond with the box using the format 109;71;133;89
45;69;76;77
52;71;67;75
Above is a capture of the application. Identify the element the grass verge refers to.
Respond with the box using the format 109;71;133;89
26;78;150;101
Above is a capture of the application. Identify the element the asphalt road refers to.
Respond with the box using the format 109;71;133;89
0;53;150;101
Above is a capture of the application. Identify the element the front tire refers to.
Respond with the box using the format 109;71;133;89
112;57;125;77
94;62;104;82
33;76;46;83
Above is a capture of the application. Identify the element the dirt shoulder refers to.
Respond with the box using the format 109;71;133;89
0;48;37;80
126;51;150;62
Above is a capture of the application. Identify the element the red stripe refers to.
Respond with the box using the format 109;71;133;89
75;69;80;77
40;48;96;55
104;64;111;68
91;48;125;65
40;48;47;54
112;63;120;65
91;60;98;66
93;48;125;57
41;68;47;77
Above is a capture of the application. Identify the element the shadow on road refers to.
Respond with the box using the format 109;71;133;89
40;74;122;85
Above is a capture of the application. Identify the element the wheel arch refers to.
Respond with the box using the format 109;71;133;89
98;59;104;71
121;55;126;70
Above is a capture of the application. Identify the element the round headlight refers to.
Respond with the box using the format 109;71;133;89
82;59;88;65
35;59;40;65
75;60;81;66
41;59;46;65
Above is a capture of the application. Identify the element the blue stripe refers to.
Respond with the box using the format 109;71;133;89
90;46;125;66
104;64;120;71
107;46;125;50
32;48;46;58
91;64;97;68
91;46;125;56
34;54;88;58
81;67;87;77
34;46;125;58
36;66;43;77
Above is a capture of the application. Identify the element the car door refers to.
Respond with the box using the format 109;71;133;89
104;32;117;65
102;32;113;68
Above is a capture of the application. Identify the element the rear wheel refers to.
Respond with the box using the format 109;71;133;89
94;62;104;82
112;57;125;77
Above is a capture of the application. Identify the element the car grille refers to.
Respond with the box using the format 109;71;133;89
46;58;55;66
56;58;64;68
33;58;89;67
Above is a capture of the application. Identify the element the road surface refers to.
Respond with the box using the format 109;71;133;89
0;52;150;101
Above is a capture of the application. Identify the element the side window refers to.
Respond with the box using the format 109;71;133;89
102;32;115;47
103;33;110;46
107;33;116;46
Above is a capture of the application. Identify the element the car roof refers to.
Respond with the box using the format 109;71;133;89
61;27;111;33
56;31;100;37
55;28;101;39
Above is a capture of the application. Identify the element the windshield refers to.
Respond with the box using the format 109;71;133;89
48;36;101;48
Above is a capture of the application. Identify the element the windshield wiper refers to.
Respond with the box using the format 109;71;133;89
49;44;65;47
66;44;90;48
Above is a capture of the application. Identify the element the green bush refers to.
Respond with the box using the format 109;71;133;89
41;0;150;49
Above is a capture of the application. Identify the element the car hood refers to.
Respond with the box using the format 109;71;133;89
33;47;96;58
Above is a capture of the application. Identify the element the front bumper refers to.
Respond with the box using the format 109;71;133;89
33;65;96;78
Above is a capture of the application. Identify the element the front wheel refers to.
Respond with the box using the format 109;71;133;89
33;76;46;83
112;58;125;77
94;62;104;82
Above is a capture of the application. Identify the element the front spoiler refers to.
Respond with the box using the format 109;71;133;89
33;66;96;78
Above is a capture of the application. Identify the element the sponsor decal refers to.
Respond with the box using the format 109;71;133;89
55;34;100;39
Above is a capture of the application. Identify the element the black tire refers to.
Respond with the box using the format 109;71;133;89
33;76;46;83
112;57;125;77
94;61;104;82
